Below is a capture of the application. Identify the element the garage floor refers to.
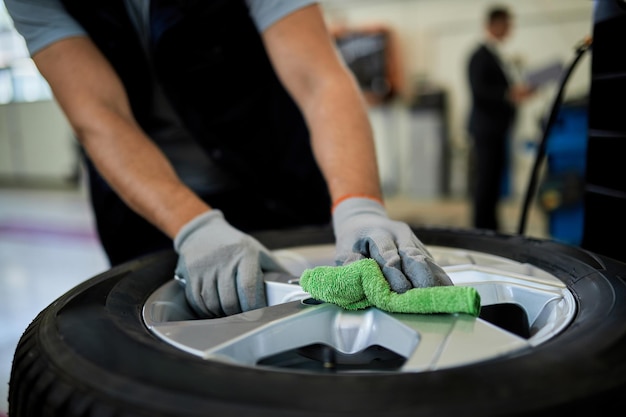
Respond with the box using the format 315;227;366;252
0;185;548;413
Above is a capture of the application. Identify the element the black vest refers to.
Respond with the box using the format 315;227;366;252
62;0;330;221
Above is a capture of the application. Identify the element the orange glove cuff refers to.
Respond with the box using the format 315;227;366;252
331;194;384;213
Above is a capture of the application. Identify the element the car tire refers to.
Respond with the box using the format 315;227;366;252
9;226;626;417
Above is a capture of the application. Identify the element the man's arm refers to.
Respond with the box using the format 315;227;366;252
260;4;383;204
261;5;453;293
32;36;210;238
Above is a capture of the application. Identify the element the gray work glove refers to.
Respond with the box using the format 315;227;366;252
174;209;287;318
332;197;453;293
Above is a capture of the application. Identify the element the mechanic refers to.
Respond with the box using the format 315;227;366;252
5;0;452;318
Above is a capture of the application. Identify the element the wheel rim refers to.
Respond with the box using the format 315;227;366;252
142;244;576;373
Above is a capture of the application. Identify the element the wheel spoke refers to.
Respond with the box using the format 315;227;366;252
395;314;530;371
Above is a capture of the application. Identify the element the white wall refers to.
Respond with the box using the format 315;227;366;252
321;0;593;198
0;100;76;185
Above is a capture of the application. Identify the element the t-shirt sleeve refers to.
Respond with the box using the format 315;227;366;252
4;0;87;56
245;0;318;32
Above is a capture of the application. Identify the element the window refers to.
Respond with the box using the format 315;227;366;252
0;2;52;103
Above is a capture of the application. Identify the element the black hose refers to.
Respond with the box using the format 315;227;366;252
516;36;592;236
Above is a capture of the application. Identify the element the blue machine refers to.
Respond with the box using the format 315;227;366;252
540;99;588;245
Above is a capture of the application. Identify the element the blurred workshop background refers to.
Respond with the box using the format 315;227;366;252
0;0;594;413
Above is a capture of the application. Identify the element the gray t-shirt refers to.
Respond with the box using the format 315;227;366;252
5;0;317;55
4;0;317;193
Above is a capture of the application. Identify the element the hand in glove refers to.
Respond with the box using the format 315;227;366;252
332;196;453;293
174;209;287;318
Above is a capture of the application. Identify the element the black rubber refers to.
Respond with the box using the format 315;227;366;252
9;226;626;417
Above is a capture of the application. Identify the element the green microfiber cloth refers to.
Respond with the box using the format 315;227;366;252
299;258;481;317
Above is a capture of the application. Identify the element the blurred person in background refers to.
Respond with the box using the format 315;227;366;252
467;5;535;231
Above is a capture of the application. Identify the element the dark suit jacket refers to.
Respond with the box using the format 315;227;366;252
467;43;516;141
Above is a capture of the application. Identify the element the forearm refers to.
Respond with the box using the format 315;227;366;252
301;71;383;203
34;37;209;239
76;113;210;238
261;4;383;205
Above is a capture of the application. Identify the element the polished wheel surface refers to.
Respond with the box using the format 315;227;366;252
144;244;576;372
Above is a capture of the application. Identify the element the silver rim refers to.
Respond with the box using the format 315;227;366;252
143;244;576;373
